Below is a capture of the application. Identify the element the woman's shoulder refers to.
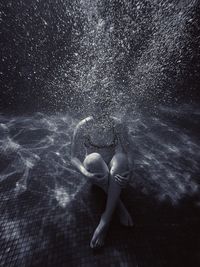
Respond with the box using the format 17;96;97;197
110;116;123;128
74;116;93;132
79;116;93;125
110;116;121;122
110;116;128;136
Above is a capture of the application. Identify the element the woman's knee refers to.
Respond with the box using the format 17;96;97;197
83;152;108;174
83;152;101;170
83;153;109;187
110;153;130;188
110;153;129;176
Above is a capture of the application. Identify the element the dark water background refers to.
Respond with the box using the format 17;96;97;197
0;0;200;115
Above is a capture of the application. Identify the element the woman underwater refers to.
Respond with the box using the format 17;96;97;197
70;100;134;248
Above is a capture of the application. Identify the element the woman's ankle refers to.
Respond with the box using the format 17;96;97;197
101;211;112;225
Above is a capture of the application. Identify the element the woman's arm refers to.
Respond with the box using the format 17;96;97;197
115;120;134;169
71;157;94;178
70;119;98;178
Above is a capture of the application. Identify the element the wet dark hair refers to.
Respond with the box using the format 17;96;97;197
91;97;114;124
94;95;113;111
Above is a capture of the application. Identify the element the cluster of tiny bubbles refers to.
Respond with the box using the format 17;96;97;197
1;1;197;112
39;0;198;114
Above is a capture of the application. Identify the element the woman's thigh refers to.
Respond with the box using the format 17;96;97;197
83;152;109;188
109;152;130;187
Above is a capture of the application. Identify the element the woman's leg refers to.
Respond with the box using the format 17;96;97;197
83;153;130;215
83;152;109;188
90;152;133;248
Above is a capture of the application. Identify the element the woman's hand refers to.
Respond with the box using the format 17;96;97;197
85;171;101;179
114;171;130;188
71;156;109;187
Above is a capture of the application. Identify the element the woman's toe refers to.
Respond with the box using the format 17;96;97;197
90;238;95;248
97;240;103;247
95;239;99;247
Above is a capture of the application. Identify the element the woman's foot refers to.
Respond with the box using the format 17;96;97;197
90;213;109;248
117;203;134;227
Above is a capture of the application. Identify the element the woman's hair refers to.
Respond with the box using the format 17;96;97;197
94;95;114;115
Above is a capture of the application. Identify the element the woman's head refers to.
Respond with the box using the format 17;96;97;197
93;97;113;122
